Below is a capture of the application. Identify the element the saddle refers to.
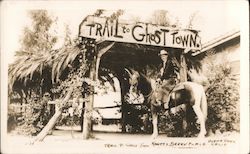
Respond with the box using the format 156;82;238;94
162;81;185;109
161;79;185;92
172;83;185;92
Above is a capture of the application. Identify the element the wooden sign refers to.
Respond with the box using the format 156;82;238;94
79;16;201;50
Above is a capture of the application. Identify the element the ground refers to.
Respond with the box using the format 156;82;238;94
3;127;241;154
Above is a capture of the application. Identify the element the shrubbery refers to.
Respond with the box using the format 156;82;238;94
206;64;240;133
14;93;51;135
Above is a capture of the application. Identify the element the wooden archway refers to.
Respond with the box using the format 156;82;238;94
79;15;201;139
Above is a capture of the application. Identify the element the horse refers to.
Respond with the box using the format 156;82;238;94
125;68;207;138
152;79;207;138
125;68;152;97
124;68;153;132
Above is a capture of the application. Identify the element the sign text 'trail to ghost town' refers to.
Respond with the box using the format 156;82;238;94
79;16;201;50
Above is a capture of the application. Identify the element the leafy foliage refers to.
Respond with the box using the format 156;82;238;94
123;93;151;133
8;9;123;135
9;10;56;89
14;93;51;135
21;10;57;54
51;51;89;126
8;10;92;135
8;10;84;89
150;10;171;26
206;64;240;133
10;38;92;135
123;102;199;137
158;108;186;137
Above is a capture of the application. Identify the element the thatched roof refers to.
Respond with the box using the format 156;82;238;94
9;35;203;95
8;45;82;90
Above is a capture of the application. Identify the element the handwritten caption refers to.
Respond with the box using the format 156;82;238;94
104;139;236;149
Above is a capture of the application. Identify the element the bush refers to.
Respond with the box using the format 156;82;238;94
56;99;83;127
206;64;240;133
158;109;184;137
123;102;198;137
14;93;51;136
157;105;200;137
124;103;152;133
7;106;21;132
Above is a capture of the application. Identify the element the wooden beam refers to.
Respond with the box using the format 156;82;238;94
96;42;115;79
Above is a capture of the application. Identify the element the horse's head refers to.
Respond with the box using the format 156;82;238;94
125;68;140;93
151;79;175;107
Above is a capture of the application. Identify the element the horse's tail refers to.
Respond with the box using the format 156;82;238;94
200;88;207;120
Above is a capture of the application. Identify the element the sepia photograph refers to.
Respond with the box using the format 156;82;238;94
1;1;249;154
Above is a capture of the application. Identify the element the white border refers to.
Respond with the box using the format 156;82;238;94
1;1;249;154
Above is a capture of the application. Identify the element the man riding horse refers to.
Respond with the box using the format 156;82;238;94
156;49;183;109
151;49;207;138
158;49;179;83
125;49;207;138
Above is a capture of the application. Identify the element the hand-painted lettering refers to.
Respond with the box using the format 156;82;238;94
80;16;201;50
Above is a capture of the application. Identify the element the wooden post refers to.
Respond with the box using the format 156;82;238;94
118;76;127;133
179;53;187;82
179;51;188;134
82;54;97;139
82;42;115;139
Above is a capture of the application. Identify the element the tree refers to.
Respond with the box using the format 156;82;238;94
9;10;57;91
150;10;171;26
9;10;85;93
21;10;57;54
8;10;59;135
8;10;86;136
186;11;199;29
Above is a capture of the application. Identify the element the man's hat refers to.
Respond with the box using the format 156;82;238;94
159;49;168;56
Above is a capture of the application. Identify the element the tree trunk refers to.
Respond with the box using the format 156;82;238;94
180;53;187;82
80;99;85;132
31;88;73;144
82;56;97;139
179;52;188;135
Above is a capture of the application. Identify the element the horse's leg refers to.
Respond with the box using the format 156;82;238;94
192;105;206;137
187;83;206;137
151;105;158;139
201;90;208;120
182;104;188;137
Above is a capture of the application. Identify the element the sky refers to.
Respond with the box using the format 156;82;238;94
1;1;246;64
